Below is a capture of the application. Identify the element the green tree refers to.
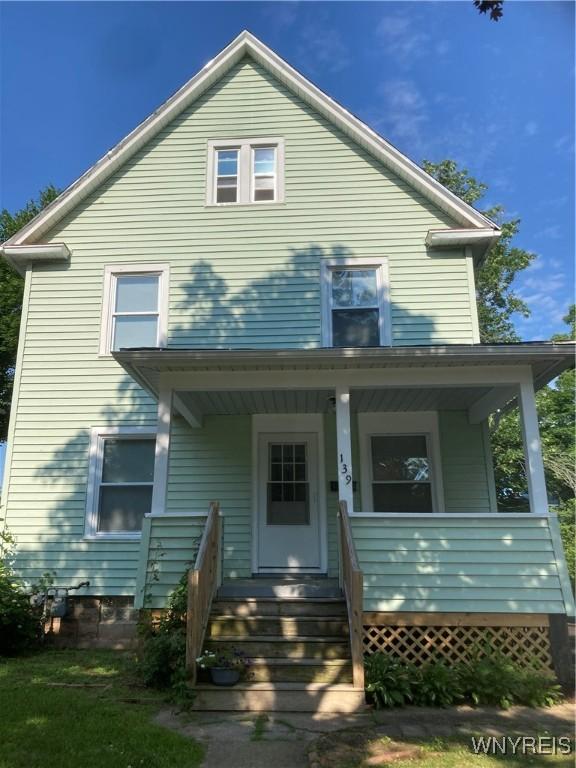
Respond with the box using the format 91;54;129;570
0;185;59;441
422;160;534;342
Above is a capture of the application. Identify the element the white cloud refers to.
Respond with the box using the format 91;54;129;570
298;24;350;74
375;14;430;62
373;79;429;152
533;224;562;240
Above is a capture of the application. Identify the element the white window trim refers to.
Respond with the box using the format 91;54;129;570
85;426;157;540
357;412;445;515
321;257;391;347
207;137;285;206
99;263;169;356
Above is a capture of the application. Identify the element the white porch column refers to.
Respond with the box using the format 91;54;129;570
518;375;549;515
150;386;173;516
335;385;354;514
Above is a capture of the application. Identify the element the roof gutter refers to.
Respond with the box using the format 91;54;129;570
426;228;501;264
0;243;71;275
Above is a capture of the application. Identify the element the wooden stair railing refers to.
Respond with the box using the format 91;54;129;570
186;501;222;685
338;500;365;689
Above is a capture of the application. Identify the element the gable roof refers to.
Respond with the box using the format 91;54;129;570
4;30;499;253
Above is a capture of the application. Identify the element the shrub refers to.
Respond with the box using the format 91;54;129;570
365;653;414;708
364;649;562;710
0;526;41;655
137;571;189;696
411;661;464;708
459;648;562;709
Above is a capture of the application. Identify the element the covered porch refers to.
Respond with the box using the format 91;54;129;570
114;343;574;608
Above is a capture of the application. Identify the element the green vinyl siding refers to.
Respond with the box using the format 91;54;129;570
352;516;570;613
2;55;497;601
439;411;495;513
166;415;252;579
136;515;206;609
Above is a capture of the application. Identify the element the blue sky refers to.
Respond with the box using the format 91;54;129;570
1;1;574;340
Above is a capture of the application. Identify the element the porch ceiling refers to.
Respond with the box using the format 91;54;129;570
175;385;493;416
113;342;574;427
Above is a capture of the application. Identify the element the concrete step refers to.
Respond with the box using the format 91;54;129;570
217;578;342;599
211;597;347;618
246;658;353;684
208;615;349;639
191;682;366;713
204;636;350;660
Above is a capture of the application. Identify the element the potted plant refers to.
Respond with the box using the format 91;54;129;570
196;647;250;686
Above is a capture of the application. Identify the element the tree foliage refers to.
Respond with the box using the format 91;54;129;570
0;186;59;441
422;159;534;343
474;1;504;22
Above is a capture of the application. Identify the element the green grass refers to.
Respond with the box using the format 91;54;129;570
316;731;574;768
0;650;204;768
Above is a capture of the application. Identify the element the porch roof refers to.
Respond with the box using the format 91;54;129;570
113;342;574;424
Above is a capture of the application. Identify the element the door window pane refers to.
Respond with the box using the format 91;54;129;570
371;436;429;481
113;315;159;350
98;485;152;532
102;439;155;483
267;442;310;525
115;275;158;313
332;308;380;347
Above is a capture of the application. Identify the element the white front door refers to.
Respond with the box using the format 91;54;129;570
257;432;322;572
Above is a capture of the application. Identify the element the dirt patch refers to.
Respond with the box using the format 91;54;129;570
309;729;424;768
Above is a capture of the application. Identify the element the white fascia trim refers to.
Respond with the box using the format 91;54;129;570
1;243;71;275
425;228;501;248
6;32;497;247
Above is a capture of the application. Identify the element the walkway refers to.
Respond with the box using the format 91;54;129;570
155;700;574;768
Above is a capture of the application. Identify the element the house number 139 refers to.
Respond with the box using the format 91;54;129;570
339;453;352;485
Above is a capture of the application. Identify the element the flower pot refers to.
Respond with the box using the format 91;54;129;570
210;667;241;687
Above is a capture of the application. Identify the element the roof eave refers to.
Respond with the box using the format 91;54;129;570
0;243;71;274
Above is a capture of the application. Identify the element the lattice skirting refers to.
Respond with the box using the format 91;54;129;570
363;622;553;671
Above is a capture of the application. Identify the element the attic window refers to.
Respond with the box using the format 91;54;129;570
208;138;284;205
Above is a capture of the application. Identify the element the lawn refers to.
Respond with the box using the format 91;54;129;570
0;650;204;768
312;730;574;768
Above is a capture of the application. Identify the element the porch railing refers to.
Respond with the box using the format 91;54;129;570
338;500;365;689
185;501;222;686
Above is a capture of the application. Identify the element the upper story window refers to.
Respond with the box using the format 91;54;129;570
85;428;156;538
321;258;391;347
208;138;284;205
100;264;169;355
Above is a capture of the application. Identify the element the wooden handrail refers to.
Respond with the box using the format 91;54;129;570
186;501;222;685
338;500;364;689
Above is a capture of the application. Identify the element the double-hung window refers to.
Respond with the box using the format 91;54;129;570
86;429;156;537
208;138;284;205
321;258;390;347
370;435;432;513
100;264;168;355
358;413;444;515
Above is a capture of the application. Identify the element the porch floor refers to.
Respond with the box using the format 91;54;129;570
217;578;341;599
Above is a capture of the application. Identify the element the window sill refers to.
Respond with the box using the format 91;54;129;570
83;533;142;541
205;201;286;209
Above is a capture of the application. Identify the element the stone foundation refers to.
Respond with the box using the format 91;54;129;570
44;596;139;649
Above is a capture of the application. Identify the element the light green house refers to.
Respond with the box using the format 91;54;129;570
1;32;573;709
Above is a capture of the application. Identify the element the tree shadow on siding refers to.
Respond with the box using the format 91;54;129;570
171;245;439;348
